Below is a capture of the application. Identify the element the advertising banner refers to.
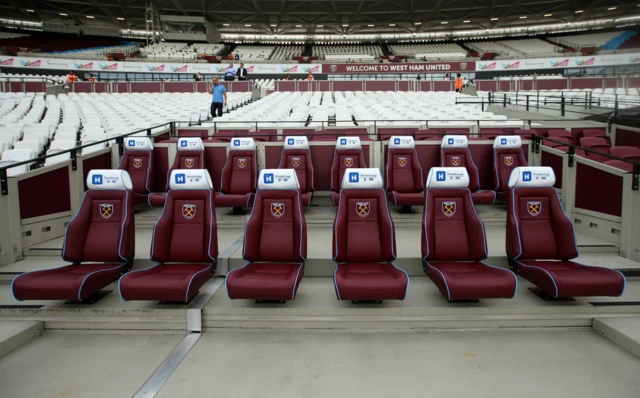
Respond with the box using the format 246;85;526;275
476;53;640;71
322;61;474;74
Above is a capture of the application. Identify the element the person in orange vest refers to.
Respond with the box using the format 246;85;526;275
306;71;313;81
87;73;96;83
455;73;463;92
65;71;78;84
285;74;290;81
107;53;112;61
228;53;233;60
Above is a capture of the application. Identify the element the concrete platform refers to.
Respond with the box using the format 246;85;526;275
0;320;43;359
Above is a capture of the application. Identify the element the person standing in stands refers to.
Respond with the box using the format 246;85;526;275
236;63;248;81
87;74;96;83
455;73;463;93
224;63;237;81
285;74;291;81
208;77;228;118
193;72;201;81
234;53;240;61
306;70;314;81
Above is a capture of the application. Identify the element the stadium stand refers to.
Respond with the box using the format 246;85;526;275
389;42;467;59
270;45;304;60
550;31;631;50
232;45;275;60
313;44;383;60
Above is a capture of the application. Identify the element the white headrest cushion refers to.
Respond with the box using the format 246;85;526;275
86;169;133;190
230;137;256;151
284;136;310;150
441;135;469;148
169;169;213;190
508;167;556;188
389;136;415;149
341;168;383;189
336;136;362;150
426;167;470;189
178;137;204;151
125;137;153;151
258;169;300;190
493;135;522;149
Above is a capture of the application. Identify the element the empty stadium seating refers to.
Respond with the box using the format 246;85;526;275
390;43;467;59
330;137;367;206
119;137;155;206
12;170;135;301
215;138;258;209
506;167;626;299
226;169;306;301
385;136;425;208
333;168;409;301
119;169;218;302
441;135;496;205
422;167;517;301
149;137;205;208
493;136;528;200
278;136;315;207
580;136;611;162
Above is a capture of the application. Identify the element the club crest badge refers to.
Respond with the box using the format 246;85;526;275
344;157;354;167
451;156;461;166
356;202;370;217
100;204;113;219
237;158;247;168
291;157;301;168
182;204;196;219
271;202;284;218
398;157;407;167
442;201;456;217
527;201;541;217
133;159;142;168
185;158;195;168
504;156;514;166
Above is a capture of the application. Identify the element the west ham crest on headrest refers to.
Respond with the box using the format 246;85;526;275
451;156;461;166
291;157;301;168
344;157;354;167
271;202;284;218
133;159;142;169
504;156;514;167
442;201;456;217
100;203;113;219
356;202;370;217
237;158;247;168
185;158;195;169
527;201;541;217
398;157;407;167
182;204;196;219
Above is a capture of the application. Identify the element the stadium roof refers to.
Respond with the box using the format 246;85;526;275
0;0;637;35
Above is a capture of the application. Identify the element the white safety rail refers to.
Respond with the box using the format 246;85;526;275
477;88;640;109
390;43;467;59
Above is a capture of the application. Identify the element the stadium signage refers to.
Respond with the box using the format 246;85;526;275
322;62;473;74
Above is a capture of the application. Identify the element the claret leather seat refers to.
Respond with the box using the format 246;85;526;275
333;168;409;301
506;167;626;299
330;136;367;206
119;169;218;302
385;136;425;209
12;170;135;302
440;135;496;205
148;137;205;208
226;169;307;301
422;167;517;302
493;135;528;201
118;137;155;206
278;136;315;207
214;137;257;210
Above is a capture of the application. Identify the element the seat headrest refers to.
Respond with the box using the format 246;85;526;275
341;168;383;189
178;137;204;151
169;169;213;190
125;137;153;151
87;169;133;190
508;167;556;188
389;136;415;149
230;137;256;151
284;136;309;150
258;169;300;190
336;136;362;150
442;135;468;148
493;135;522;149
426;167;470;189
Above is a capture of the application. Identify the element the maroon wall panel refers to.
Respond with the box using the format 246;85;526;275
177;128;209;138
230;82;251;92
82;152;112;191
152;146;170;192
575;163;623;217
24;82;46;92
297;81;310;92
415;145;442;178
520;80;533;91
536;80;568;90
164;82;195;93
9;82;24;92
319;81;330;91
365;81;395;91
19;167;71;220
276;81;297;92
94;82;108;93
116;82;128;93
398;81;409;92
265;146;283;169
419;81;432;91
604;78;618;89
333;81;363;92
433;81;452;91
72;82;93;93
131;82;162;93
468;144;495;190
196;82;208;93
569;78;601;90
628;77;640;88
540;151;563;189
615;128;640;148
476;80;497;92
204;146;228;192
499;81;510;91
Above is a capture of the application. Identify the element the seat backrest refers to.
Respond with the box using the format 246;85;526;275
163;137;205;190
506;167;578;261
580;136;611;162
278;136;314;195
547;129;574;145
244;169;306;263
330;137;367;194
151;169;218;263
220;137;257;195
582;129;606;138
480;129;505;139
610;146;640;160
63;170;135;263
440;135;481;192
119;137;154;195
604;160;633;172
493;135;528;192
385;136;423;194
333;168;396;263
580;136;609;148
422;167;487;262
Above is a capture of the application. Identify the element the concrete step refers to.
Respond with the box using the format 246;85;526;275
593;317;640;360
0;320;43;359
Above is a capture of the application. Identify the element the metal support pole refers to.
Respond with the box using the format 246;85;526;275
503;93;507;108
568;146;575;167
0;168;7;195
70;149;77;171
561;96;566;117
526;95;530;111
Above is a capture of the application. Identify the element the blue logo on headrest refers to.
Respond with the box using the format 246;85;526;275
128;140;135;147
92;174;103;185
394;138;400;145
448;138;454;145
180;140;187;147
340;138;346;145
523;171;532;182
287;138;294;145
175;173;186;184
233;139;240;146
263;173;274;184
501;138;507;145
348;172;359;183
436;171;446;181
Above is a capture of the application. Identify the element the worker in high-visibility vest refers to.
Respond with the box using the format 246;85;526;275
65;71;78;84
87;74;96;83
455;73;463;93
306;71;313;81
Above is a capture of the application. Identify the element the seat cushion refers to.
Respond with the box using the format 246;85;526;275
226;263;304;300
12;263;124;301
148;192;167;208
515;260;625;298
424;261;517;301
214;192;255;208
118;263;212;302
471;190;496;205
334;263;408;301
387;191;425;206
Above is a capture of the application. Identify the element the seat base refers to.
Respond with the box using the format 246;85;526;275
64;289;113;304
226;263;304;301
513;260;625;298
12;263;125;302
424;261;517;301
118;263;213;302
471;190;496;205
387;191;425;206
334;263;408;301
214;192;255;208
148;192;167;208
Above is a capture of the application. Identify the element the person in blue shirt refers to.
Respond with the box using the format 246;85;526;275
208;77;227;118
224;63;237;81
